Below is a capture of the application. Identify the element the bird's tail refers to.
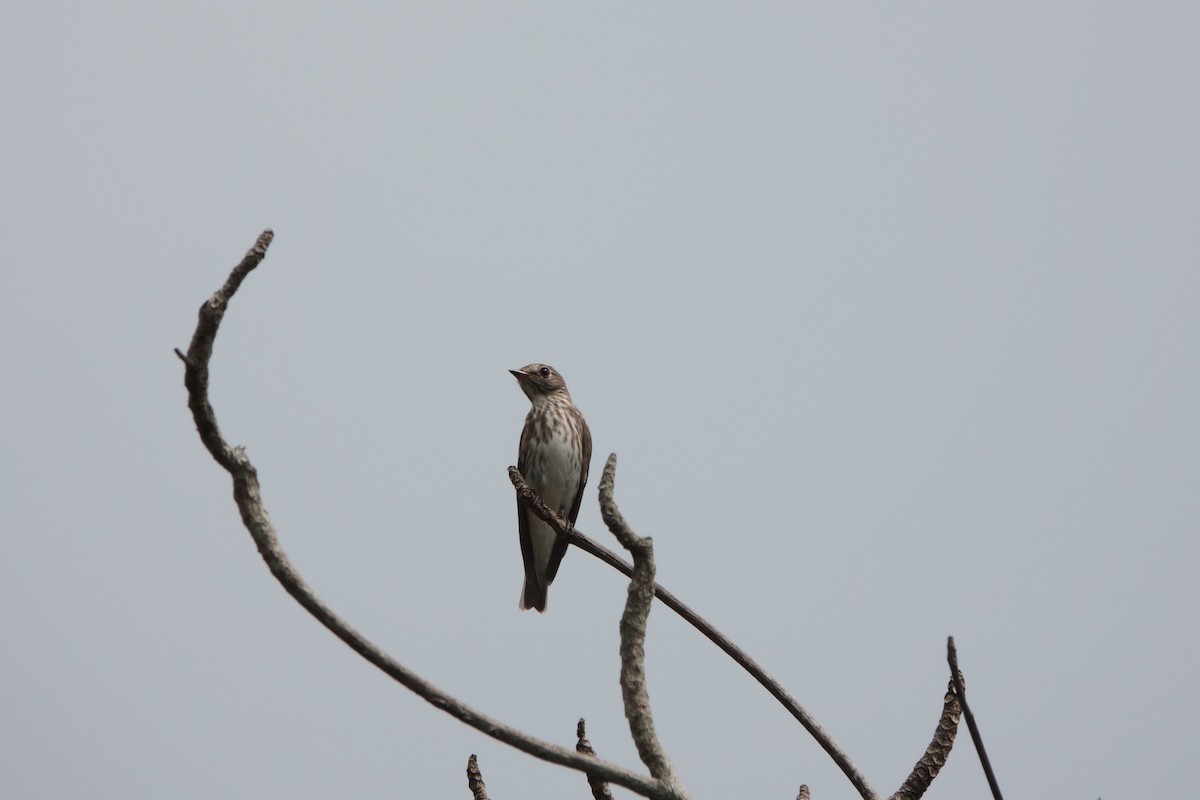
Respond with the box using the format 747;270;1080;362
519;579;548;613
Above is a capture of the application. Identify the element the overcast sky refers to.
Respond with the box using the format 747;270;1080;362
2;3;1197;799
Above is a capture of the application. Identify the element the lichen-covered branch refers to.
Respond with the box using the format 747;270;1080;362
177;231;681;800
888;678;961;800
509;468;876;800
597;454;690;799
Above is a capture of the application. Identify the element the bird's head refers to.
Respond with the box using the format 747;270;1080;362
510;363;569;402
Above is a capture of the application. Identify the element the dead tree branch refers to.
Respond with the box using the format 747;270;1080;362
509;468;876;800
177;230;682;800
888;678;961;800
598;454;689;798
180;232;987;800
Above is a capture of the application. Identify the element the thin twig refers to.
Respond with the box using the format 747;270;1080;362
576;719;615;800
598;455;689;798
466;754;489;800
888;678;961;800
178;231;681;800
509;468;877;800
948;637;1003;800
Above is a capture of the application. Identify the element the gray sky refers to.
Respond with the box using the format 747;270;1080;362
2;3;1197;798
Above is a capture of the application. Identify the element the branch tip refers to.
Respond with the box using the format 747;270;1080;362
466;753;488;800
576;716;616;800
944;637;1004;800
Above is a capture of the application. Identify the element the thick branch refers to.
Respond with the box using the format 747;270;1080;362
598;455;689;798
509;468;877;800
576;718;615;800
178;232;681;800
948;637;1003;800
888;678;961;800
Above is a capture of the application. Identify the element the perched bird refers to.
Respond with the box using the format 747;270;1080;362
510;364;592;612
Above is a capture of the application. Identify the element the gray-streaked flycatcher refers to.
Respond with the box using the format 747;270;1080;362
510;364;592;612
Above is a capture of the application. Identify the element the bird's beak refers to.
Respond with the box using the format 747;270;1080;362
509;369;526;381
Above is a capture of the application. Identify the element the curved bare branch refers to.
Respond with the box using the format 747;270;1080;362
509;468;877;800
177;231;681;800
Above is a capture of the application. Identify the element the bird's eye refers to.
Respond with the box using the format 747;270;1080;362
538;367;551;378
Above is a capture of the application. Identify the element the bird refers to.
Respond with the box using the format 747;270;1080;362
510;363;592;612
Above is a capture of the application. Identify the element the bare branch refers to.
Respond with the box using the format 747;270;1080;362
888;678;961;800
178;232;682;800
598;454;690;799
576;719;615;800
180;229;274;473
796;786;811;800
948;637;1004;800
466;754;489;800
509;468;877;800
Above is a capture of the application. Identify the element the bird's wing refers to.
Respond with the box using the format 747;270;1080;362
566;414;592;526
545;415;589;586
516;415;540;592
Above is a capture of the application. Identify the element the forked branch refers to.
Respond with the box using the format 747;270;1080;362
511;471;974;800
949;637;1003;800
177;230;683;800
182;232;983;800
510;468;876;799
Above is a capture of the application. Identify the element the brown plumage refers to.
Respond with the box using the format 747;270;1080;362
510;364;592;612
